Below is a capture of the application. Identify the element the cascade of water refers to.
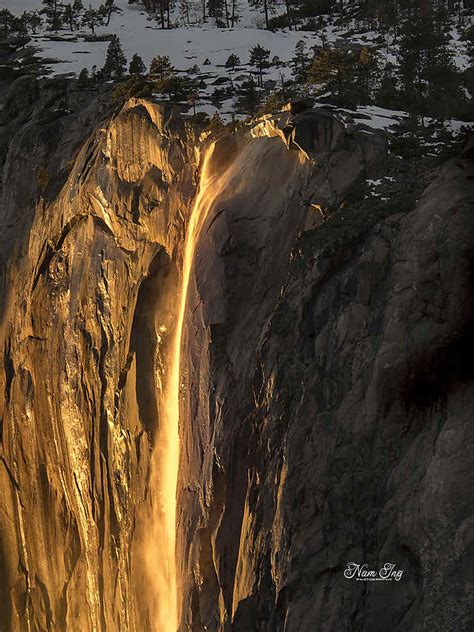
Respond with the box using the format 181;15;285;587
144;141;225;632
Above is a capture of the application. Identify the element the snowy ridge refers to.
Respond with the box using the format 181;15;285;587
2;0;473;133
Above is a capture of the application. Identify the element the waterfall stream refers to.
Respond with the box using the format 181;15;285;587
144;141;226;631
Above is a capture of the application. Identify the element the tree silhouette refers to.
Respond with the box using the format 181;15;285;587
225;53;240;88
249;44;271;87
102;34;127;79
129;53;146;76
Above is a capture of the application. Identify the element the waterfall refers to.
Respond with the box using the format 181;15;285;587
144;140;225;631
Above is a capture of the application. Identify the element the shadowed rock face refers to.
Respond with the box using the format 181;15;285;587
179;128;474;631
0;86;473;632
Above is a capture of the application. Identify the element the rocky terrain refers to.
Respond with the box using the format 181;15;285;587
0;71;473;632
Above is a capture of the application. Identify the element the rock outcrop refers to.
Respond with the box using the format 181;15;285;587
0;82;473;632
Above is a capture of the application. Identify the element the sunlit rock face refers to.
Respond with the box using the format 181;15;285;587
0;83;473;632
0;94;199;632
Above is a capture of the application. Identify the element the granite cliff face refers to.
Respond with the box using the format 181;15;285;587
0;91;199;631
0;81;473;632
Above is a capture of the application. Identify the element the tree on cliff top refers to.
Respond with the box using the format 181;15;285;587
102;35;127;79
398;4;461;118
149;55;175;81
236;78;260;115
291;39;311;84
129;54;147;77
306;47;351;100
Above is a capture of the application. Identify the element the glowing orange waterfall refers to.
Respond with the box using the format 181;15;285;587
144;142;222;632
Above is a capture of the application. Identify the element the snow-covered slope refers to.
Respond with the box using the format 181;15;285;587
2;0;327;120
4;0;315;76
2;0;472;131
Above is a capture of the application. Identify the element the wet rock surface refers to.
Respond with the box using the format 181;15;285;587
0;85;473;632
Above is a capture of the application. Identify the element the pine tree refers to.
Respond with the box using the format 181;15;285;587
398;3;457;117
179;0;191;25
160;75;186;100
69;0;84;28
222;0;230;26
150;55;181;97
377;61;398;108
166;0;175;28
20;46;39;67
283;0;293;30
209;111;225;133
102;35;127;79
149;55;174;80
41;0;62;31
462;23;474;61
147;0;174;29
210;87;226;108
225;53;240;88
307;47;350;100
187;89;199;114
77;67;90;87
225;53;240;72
230;0;239;26
207;0;226;23
24;11;43;33
249;44;271;87
145;0;165;28
0;9;13;36
82;7;102;33
356;46;379;104
103;0;122;26
462;20;474;106
0;8;13;34
236;78;260;115
377;0;399;42
272;55;283;68
248;0;275;29
63;4;76;30
129;54;146;76
16;12;30;35
291;39;310;83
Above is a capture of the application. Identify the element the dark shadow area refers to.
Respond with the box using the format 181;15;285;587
130;248;177;438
